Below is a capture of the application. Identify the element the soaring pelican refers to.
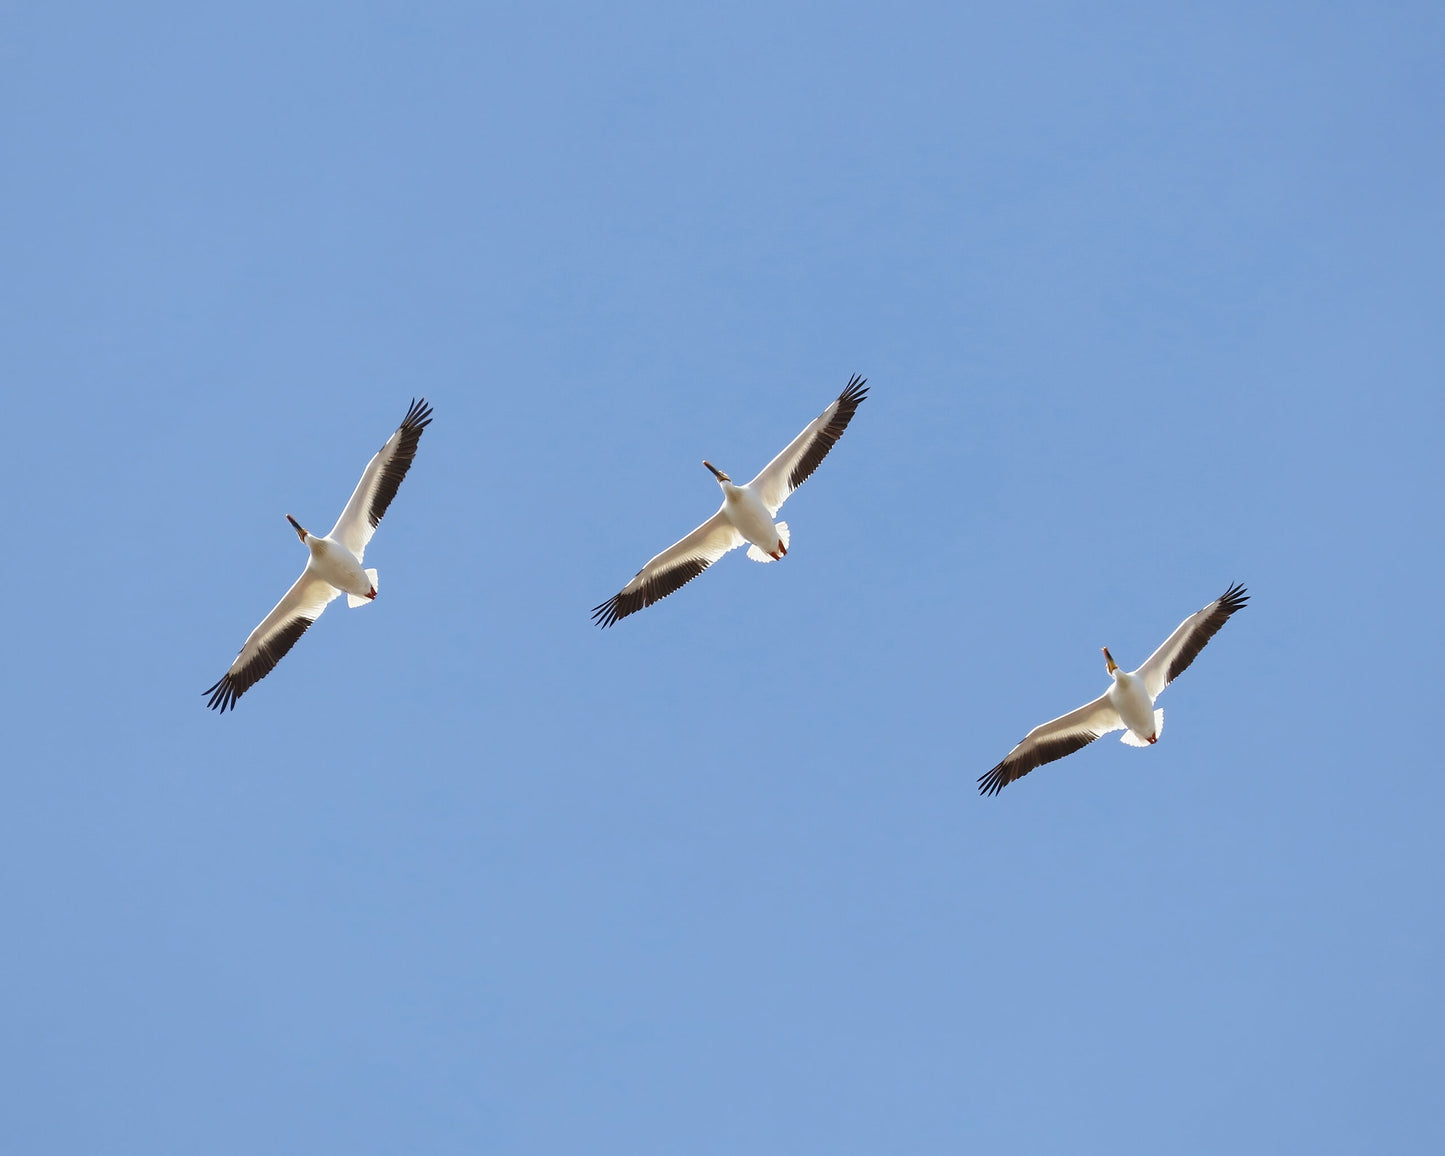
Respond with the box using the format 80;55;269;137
592;375;868;627
978;583;1249;795
204;398;433;712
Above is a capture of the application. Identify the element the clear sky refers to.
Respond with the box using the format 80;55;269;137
4;2;1443;1152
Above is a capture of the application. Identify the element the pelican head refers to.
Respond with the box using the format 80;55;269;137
703;461;732;484
1102;646;1118;675
286;514;309;542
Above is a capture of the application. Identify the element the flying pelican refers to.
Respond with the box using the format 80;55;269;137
978;583;1249;795
204;398;434;712
592;375;869;627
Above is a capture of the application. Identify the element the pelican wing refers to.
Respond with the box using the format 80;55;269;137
1136;583;1249;700
592;510;745;627
748;375;869;516
978;694;1124;796
329;398;433;559
204;572;341;712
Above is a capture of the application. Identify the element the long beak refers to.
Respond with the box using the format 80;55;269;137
1101;646;1117;673
286;514;308;541
703;460;730;483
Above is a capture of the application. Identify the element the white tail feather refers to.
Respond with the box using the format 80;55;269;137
1119;709;1164;747
347;568;379;608
746;521;790;564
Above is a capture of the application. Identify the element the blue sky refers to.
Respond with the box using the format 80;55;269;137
4;2;1443;1151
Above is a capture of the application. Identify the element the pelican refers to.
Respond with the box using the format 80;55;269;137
978;583;1249;795
592;375;869;627
204;398;434;712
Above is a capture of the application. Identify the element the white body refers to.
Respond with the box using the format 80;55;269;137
306;533;377;601
721;481;788;560
1107;667;1164;746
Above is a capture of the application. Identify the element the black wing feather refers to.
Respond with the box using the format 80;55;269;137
203;616;315;713
592;558;710;628
786;375;868;492
367;398;433;530
977;729;1104;796
1164;582;1249;686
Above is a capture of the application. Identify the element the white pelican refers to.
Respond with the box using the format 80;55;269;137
978;583;1249;795
204;398;434;712
592;375;869;627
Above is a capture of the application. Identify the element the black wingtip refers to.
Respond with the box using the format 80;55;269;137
1218;582;1249;613
401;397;434;431
203;674;239;713
840;374;869;403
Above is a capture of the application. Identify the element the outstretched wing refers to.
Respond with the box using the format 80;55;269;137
978;694;1124;796
592;511;745;627
748;375;868;516
1136;583;1249;700
329;398;433;559
204;571;340;712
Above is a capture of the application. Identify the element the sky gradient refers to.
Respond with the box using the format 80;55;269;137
4;3;1444;1152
